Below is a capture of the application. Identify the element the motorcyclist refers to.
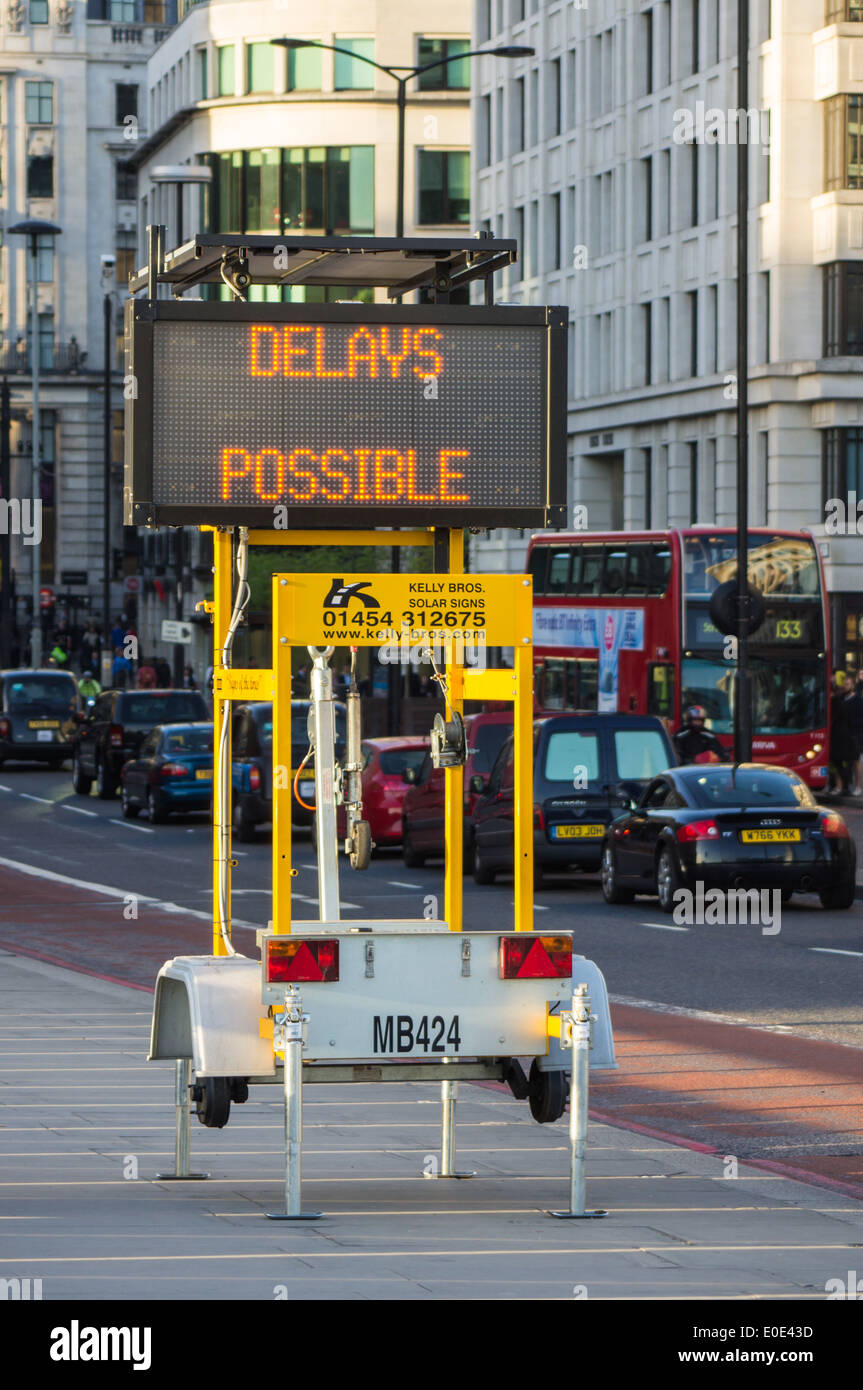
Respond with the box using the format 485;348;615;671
673;705;729;765
78;670;102;702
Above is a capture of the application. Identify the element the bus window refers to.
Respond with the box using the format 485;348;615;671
602;548;627;595
625;545;650;595
648;662;676;720
648;545;672;595
580;547;604;595
576;659;598;710
546;548;572;595
541;658;567;709
528;546;548;595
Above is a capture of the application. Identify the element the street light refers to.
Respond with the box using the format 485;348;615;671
734;0;752;763
272;39;534;238
8;218;62;670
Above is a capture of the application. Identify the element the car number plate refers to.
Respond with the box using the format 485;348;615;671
195;768;212;780
372;1014;461;1054
741;828;801;843
36;729;54;742
29;720;59;729
551;823;604;839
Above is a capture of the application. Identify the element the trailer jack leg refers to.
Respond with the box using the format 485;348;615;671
156;1059;209;1181
267;987;322;1220
425;1072;475;1180
549;984;607;1220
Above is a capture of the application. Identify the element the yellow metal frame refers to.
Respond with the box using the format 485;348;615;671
205;527;535;952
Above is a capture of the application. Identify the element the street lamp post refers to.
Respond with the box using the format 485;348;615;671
8;219;62;670
272;38;532;730
734;0;752;764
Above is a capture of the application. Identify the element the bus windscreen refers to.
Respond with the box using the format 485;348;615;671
683;535;821;599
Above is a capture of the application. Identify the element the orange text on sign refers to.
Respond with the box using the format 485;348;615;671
249;325;444;380
220;446;470;504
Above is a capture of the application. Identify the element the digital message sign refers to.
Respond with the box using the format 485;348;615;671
124;302;567;529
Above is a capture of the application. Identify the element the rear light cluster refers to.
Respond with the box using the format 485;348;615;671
499;935;572;979
266;938;339;983
160;762;190;778
249;765;261;792
109;724;124;748
533;803;545;830
819;812;850;839
677;818;720;843
0;718;9;739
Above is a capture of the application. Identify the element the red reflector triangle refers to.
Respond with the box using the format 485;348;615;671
287;941;324;981
516;938;558;979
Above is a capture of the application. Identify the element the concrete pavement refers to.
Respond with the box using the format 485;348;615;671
2;950;862;1301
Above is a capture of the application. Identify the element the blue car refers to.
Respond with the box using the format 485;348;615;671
120;722;213;824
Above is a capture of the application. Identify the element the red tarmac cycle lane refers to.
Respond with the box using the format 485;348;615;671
2;863;863;1202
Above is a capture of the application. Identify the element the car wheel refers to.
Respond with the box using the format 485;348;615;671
72;756;92;796
601;844;635;904
96;759;117;800
402;823;425;868
121;785;140;820
147;788;169;824
472;840;496;885
819;878;856;910
232;798;256;843
655;846;681;914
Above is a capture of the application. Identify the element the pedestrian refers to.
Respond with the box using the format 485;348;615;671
136;656;157;689
183;663;198;690
846;678;863;795
155;656;172;688
110;615;126;651
79;622;100;673
829;678;856;793
112;646;131;689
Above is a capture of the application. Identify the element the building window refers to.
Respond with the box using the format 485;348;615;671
247;42;274;94
25;81;53;125
706;283;718;372
218;45;236;97
417;149;469;224
196;47;208;100
689;441;699;522
144;0;168;19
547;191;561;270
479;93;491;167
826;0;863;19
643;302;652;386
688;290;698;376
27;155;53;199
547;57;561;137
512;76;525;153
282;147;374;234
109;0;136;17
417;37;470;90
115;84;138;124
823;427;863;505
116;230;136;287
25;234;54;282
640;155;653;242
644;447;653;527
30;0;49;20
334;38;375;90
825;94;863;190
824;261;863;354
288;45;321;90
116;159;136;200
27;314;54;370
642;9;654;95
245;148;280;231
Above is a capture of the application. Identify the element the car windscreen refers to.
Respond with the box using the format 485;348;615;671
378;748;427;776
4;676;78;714
685;768;816;808
613;729;671;782
469;721;513;774
118;694;208;726
542;730;601;783
162;728;213;754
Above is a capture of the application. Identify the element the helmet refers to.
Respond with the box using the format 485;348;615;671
82;670;93;679
686;705;707;723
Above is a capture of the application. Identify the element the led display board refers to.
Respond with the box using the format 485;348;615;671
124;301;567;529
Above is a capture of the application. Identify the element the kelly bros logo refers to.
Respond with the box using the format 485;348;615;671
323;578;380;610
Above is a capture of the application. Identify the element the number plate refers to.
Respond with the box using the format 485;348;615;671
372;1014;461;1055
36;729;54;742
195;768;212;780
29;720;59;729
741;828;801;843
550;823;604;839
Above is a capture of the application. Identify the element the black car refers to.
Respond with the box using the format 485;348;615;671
0;669;80;768
600;763;857;911
471;713;676;885
231;699;347;841
73;688;210;799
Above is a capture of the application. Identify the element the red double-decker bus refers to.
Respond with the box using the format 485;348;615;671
526;528;830;789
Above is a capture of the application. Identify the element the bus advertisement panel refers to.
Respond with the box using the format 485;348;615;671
527;529;830;789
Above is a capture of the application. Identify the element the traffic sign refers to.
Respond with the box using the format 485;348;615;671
161;619;193;644
124;301;567;530
39;587;55;609
60;570;88;587
276;573;532;649
124;575;141;593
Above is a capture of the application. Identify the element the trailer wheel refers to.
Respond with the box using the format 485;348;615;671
528;1060;567;1124
349;819;372;870
193;1076;231;1128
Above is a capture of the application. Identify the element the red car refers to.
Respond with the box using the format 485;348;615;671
336;736;429;848
401;711;514;868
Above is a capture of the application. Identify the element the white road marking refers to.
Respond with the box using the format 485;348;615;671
109;819;155;834
508;900;550;912
0;784;12;792
809;947;863;958
388;880;420;889
641;921;689;932
60;805;98;818
19;794;53;805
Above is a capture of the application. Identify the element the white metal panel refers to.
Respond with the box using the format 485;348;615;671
150;955;275;1078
